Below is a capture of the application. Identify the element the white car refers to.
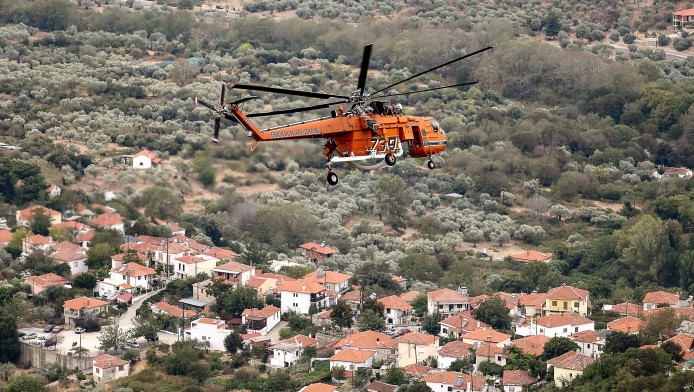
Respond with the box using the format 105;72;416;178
21;333;37;340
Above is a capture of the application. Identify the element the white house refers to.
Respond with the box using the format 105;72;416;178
212;260;256;286
50;241;88;277
16;205;62;227
174;255;213;279
516;312;595;338
643;291;680;310
437;340;473;370
278;279;327;315
93;354;129;384
270;334;318;368
110;262;157;291
97;278;135;299
89;213;125;233
422;371;487;392
378;295;413;327
427;288;470;316
46;184;61;198
502;370;537;392
568;330;605;358
438;313;492;339
22;234;54;255
303;269;351;293
129;149;161;169
329;349;375;373
186;317;231;351
241;305;281;335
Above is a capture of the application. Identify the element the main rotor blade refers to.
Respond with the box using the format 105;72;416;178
213;117;221;143
220;81;226;107
246;101;349;118
372;46;493;95
374;81;479;99
232;84;348;100
357;44;373;98
195;97;217;111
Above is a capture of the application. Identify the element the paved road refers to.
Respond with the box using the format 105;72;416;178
118;289;162;330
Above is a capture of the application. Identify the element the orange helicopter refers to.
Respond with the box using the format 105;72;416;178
195;44;492;185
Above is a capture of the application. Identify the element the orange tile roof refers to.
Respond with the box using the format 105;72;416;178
400;291;423;303
111;262;156;277
534;312;593;328
242;305;280;319
0;229;11;243
674;9;694;16
422;371;486;391
89;213;124;227
470;293;518;310
256;273;295;286
642;306;694;319
131;149;161;163
300;383;337;392
276;279;326;294
18;205;61;221
25;273;69;288
111;253;149;263
192;317;227;328
663;334;694;352
546;351;594;370
391;275;407;282
93;354;128;369
439;313;491;334
462;329;511;343
342;291;362;302
428;288;468;303
176;255;204;264
51;248;87;262
546;285;589;301
300;242;337;255
517;292;547;309
119;241;159;253
272;334;319;349
203;246;238;259
335;331;393;350
511;250;553;263
378;295;413;311
511;335;551;357
569;330;599;343
245;277;269;289
393;332;439;346
438;340;473;358
611;302;643;316
76;231;95;242
404;363;433;377
63;297;109;310
607;316;645;334
303;270;352;284
214;260;254;274
152;301;198;318
643;291;679;305
503;370;537;386
330;348;375;363
50;221;88;231
51;241;83;253
25;234;51;245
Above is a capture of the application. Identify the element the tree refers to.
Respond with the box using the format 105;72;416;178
240;239;271;268
253;204;319;252
132;315;162;342
543;11;561;38
357;309;386;332
5;375;46;392
73;272;97;291
411;293;429;316
362;297;385;315
447;358;472;373
422;312;443;335
98;325;131;353
614;215;670;283
142;186;183;220
224;330;244;353
330;300;354;329
375;174;413;231
661;341;684;362
400;253;443;283
478;360;503;376
29;209;51;236
70;346;90;357
385;366;407;385
504;346;547;378
87;243;116;270
0;309;20;362
406;383;433;392
471;295;512;331
640;307;687;344
541;337;579;360
218;286;263;318
603;331;641;355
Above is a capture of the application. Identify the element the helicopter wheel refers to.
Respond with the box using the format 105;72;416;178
385;153;397;166
427;160;435;170
327;172;339;186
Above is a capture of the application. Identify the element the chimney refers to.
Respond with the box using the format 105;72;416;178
526;251;530;255
467;381;471;392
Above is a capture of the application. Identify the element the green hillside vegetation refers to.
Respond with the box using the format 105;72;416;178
0;0;693;390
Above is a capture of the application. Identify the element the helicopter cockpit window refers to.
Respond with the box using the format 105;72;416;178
431;120;440;132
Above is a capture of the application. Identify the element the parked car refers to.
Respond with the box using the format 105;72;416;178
74;327;85;334
18;332;26;337
43;325;54;333
215;4;223;8
51;326;64;333
21;333;37;340
129;341;141;348
119;343;132;350
146;335;159;342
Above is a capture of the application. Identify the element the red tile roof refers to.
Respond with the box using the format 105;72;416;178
546;285;589;300
439;313;491;334
111;262;156;277
303;270;352;284
428;288;468;303
365;381;397;392
300;383;337;392
422;371;486;391
546;351;594;370
569;330;599;343
272;334;319;349
438;340;473;358
643;291;679;305
335;331;393;350
25;273;69;288
300;242;337;255
64;297;109;310
76;231;95;242
51;241;83;253
25;234;52;245
330;348;374;363
607;316;645;334
242;305;280;319
342;291;362;302
400;291;422;303
0;229;11;243
152;301;198;318
534;312;593;328
51;248;87;262
93;354;128;369
664;334;694;353
393;332;439;346
674;9;694;16
511;250;553;263
378;295;413;311
50;221;88;231
404;363;433;377
462;329;511;344
611;302;643;316
192;317;227;328
203;246;238;259
503;370;537;387
214;260;254;274
391;275;407;282
89;213;124;227
511;335;551;357
17;205;61;221
256;273;295;286
176;255;204;264
131;149;161;163
276;279;326;294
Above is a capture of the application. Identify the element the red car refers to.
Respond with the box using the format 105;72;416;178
51;326;64;333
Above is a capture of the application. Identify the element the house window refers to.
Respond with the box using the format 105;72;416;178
587;344;591;349
575;327;579;333
118;365;124;371
293;293;298;298
563;328;568;333
552;301;557;306
574;302;579;307
540;328;544;333
563;302;568;310
96;368;100;374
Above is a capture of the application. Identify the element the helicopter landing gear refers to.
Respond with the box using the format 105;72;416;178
427;160;435;170
327;171;339;185
385;153;397;166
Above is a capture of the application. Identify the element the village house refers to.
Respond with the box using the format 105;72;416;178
303;269;351;293
241;305;281;335
502;370;537;392
606;316;645;335
437;340;473;370
334;331;394;362
342;290;363;312
516;312;594;338
63;297;110;324
378;295;413;327
474;341;508;368
89;213;125;233
400;291;422;304
461;329;512;348
45;184;61;198
16;205;62;226
510;335;551;358
186;317;231;351
543;285;590;317
422;371;486;392
245;276;276;295
470;293;522;317
278;279;327;315
0;229;11;247
151;301;198;319
438;313;491;339
517;292;547;317
299;241;337;263
76;230;95;249
427;288;470;316
365;381;397;392
25;273;70;296
391;275;407;289
110;262;157;291
643;291;680;310
404;364;434;379
329;349;375;374
664;334;694;359
97;278;134;299
568;330;605;358
50;241;88;276
154;218;186;236
609;302;643;317
652;166;693;178
174;255;214;279
110;253;150;270
22;234;54;255
212;260;256;286
93;354;129;384
546;351;595;388
299;383;337;392
126;149;161;169
394;332;439;367
270;334;318;368
510;250;553;263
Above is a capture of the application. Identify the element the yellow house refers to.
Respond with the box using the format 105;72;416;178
394;332;439;367
245;276;277;295
544;285;590;317
546;351;594;388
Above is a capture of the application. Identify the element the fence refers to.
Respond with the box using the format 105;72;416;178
19;342;94;374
